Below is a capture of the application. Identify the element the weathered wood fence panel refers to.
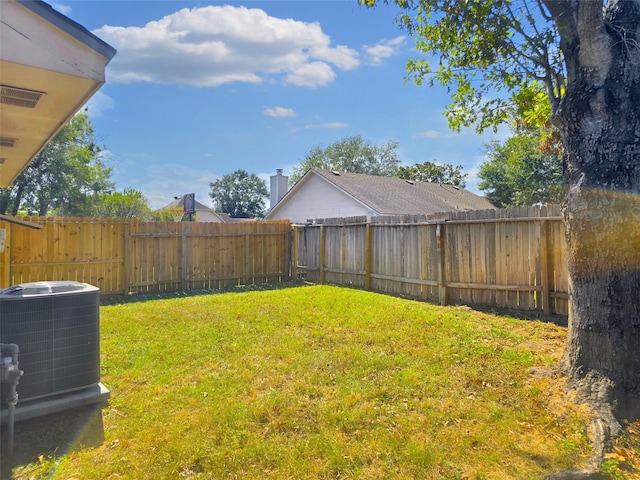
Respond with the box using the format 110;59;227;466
0;218;292;296
293;205;568;316
320;216;368;289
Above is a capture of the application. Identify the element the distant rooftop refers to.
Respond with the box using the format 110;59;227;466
311;169;494;215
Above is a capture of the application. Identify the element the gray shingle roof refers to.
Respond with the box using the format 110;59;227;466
312;169;495;215
163;197;212;212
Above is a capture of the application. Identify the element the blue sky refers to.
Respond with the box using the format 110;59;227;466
56;0;508;210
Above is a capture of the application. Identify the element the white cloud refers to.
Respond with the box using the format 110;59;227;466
285;61;336;87
363;36;405;66
417;130;458;139
84;91;115;118
263;107;296;118
310;44;360;70
113;162;217;210
94;5;359;88
302;122;349;130
116;155;211;214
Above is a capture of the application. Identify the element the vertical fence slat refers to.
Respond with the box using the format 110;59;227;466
436;223;447;306
365;223;372;290
540;219;552;315
319;224;326;284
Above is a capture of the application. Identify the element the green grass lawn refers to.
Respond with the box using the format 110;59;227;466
4;284;637;479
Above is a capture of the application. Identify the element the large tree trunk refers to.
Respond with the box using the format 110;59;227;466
557;0;640;421
9;181;25;216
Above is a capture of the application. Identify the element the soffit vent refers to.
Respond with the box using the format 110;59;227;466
0;137;17;148
0;85;45;108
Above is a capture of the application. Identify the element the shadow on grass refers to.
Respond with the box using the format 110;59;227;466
0;403;105;479
459;302;569;327
101;280;570;328
100;280;309;306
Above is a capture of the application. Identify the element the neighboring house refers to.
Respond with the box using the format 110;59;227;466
215;213;254;223
161;196;227;223
265;168;495;223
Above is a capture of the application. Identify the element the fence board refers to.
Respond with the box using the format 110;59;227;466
293;206;568;316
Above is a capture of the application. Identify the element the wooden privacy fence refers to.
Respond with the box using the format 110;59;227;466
0;206;569;315
0;217;292;296
293;205;569;316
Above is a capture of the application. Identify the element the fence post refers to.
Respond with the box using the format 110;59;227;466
365;223;372;290
289;226;296;280
0;223;10;288
123;220;133;295
319;224;325;284
420;224;428;301
436;222;447;306
181;231;188;291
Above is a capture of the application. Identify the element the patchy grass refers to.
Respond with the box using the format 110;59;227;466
2;284;635;479
602;420;640;480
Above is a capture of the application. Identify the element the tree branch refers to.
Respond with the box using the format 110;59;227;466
541;0;580;83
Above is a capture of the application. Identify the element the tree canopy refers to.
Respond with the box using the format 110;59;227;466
478;129;563;207
362;0;566;132
396;161;467;187
95;188;152;219
0;111;114;216
209;169;269;218
290;135;401;184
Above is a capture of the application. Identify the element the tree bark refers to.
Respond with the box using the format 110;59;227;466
557;0;640;420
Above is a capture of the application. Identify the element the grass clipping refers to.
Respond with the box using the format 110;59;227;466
10;285;606;479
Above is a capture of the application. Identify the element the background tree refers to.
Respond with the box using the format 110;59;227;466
94;188;152;219
396;161;467;187
478;131;563;207
0;111;113;216
209;169;268;218
0;188;12;216
290;135;401;184
148;208;180;222
364;0;640;457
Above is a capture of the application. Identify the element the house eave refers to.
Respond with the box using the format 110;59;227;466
17;0;117;61
0;0;116;187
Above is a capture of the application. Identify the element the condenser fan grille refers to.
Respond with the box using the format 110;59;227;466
0;282;100;402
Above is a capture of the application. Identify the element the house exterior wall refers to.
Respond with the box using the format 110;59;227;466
268;175;372;223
